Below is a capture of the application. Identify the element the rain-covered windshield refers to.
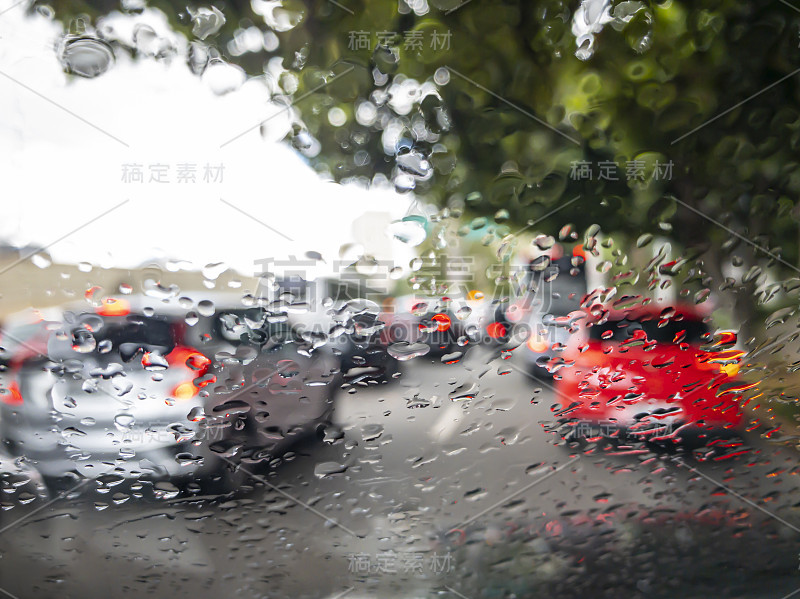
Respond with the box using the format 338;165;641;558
0;1;799;598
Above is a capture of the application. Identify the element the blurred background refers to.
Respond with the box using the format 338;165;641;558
0;1;800;598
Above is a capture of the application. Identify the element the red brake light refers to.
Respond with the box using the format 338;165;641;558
171;381;198;400
96;298;130;317
168;346;211;374
527;335;549;353
167;346;212;400
432;313;451;332
694;350;743;376
1;381;23;405
486;322;507;339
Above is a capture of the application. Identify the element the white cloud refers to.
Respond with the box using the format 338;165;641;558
0;4;414;277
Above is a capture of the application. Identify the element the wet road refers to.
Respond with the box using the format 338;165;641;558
1;347;799;598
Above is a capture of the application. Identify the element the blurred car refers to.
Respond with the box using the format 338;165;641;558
381;293;485;356
0;292;349;483
187;300;342;468
0;297;209;481
500;249;587;376
554;302;745;445
264;276;399;384
339;307;399;384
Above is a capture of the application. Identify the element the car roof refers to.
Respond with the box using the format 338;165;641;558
582;301;711;324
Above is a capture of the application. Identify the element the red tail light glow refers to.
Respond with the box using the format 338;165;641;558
171;381;198;400
96;298;130;317
527;335;549;353
1;381;23;405
694;349;743;377
167;346;212;400
431;313;451;332
486;322;507;339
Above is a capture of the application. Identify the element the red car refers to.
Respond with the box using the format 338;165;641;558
554;301;747;446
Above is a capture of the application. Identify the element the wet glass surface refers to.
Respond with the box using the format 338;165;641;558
0;1;800;598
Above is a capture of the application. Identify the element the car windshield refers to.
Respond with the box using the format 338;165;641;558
1;2;798;599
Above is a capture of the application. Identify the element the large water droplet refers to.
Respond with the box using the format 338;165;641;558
388;341;431;361
396;149;432;180
59;36;115;78
253;0;306;32
455;306;472;321
411;302;429;316
114;413;135;431
191;6;226;40
314;461;348;478
71;328;96;353
153;481;180;500
572;0;613;61
388;216;427;246
197;300;215;317
373;44;399;74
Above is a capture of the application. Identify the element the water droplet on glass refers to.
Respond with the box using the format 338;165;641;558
361;424;384;442
455;306;472;320
441;351;462;364
374;44;400;75
202;262;228;281
114;413;135;431
112;493;130;505
71;328;96;353
314;461;348;478
59;36;115;78
396;149;432;180
153;481;180;500
187;406;206;422
253;0;306;32
434;67;450;85
448;380;480;401
197;300;215;317
190;6;226;40
470;217;488;230
132;24;175;58
389;215;427;246
31;253;52;269
388;342;431;361
141;352;169;371
62;426;87;438
143;279;180;300
355;256;379;275
411;302;428;316
534;234;556;250
572;0;613;60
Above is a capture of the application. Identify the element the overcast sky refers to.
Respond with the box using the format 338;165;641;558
0;3;413;278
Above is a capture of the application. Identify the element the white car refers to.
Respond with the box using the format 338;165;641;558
0;297;208;481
